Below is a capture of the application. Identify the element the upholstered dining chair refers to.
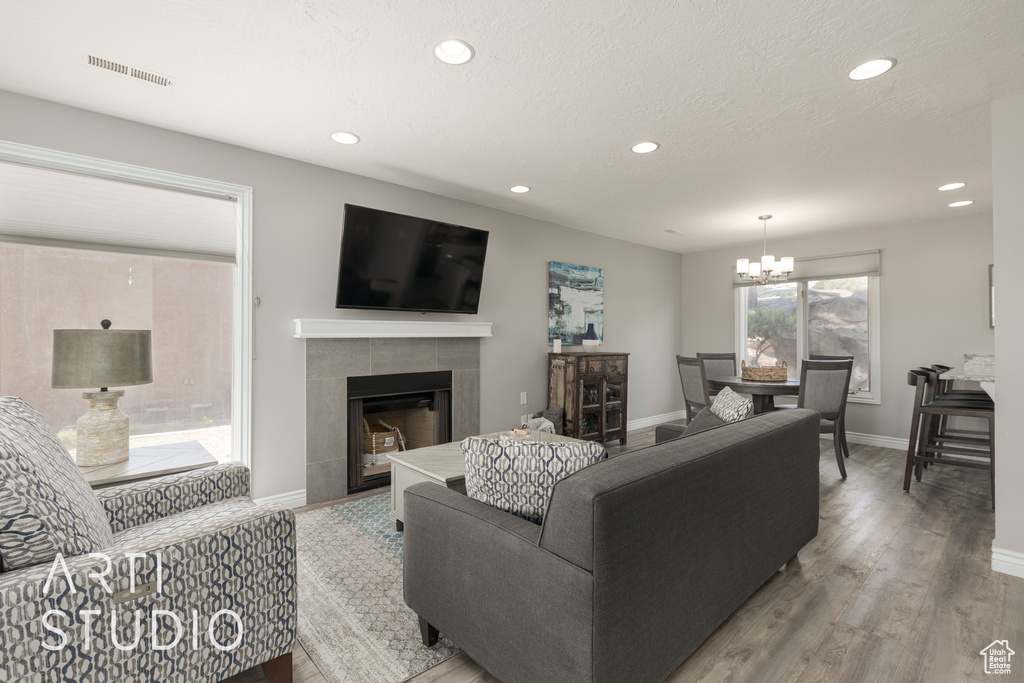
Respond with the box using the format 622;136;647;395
797;359;853;478
808;353;855;458
676;356;710;422
696;352;737;401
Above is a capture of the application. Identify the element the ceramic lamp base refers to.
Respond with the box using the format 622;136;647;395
582;340;601;350
75;390;130;466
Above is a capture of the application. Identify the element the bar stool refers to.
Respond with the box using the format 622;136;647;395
904;369;994;508
917;366;992;453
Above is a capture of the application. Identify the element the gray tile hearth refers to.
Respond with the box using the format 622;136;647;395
452;369;480;440
305;457;348;504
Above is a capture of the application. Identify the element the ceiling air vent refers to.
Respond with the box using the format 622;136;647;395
86;55;174;87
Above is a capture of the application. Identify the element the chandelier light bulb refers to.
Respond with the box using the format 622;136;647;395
737;215;792;285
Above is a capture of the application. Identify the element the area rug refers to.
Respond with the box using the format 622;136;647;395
295;493;460;683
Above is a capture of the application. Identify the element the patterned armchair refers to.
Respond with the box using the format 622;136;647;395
0;397;296;683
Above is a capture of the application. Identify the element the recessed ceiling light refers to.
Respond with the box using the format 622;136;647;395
849;58;896;80
330;131;359;145
632;141;659;154
510;185;530;193
435;40;474;65
938;182;966;191
949;200;974;207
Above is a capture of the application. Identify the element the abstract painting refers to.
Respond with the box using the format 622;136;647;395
549;261;603;345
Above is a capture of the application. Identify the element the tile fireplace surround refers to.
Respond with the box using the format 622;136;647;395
302;336;481;504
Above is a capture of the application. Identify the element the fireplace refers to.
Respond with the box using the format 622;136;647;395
347;370;452;494
301;334;482;505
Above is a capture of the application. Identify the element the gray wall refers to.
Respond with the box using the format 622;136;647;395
679;212;994;441
992;93;1024;561
0;89;683;500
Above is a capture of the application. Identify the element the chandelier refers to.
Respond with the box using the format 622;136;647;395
736;215;794;285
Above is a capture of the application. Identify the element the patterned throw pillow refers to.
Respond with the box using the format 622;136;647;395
709;386;753;423
462;437;608;524
0;397;115;571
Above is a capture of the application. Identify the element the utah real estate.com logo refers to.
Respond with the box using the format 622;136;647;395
980;640;1015;675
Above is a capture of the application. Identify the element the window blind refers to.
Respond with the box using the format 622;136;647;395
733;249;880;286
0;161;238;262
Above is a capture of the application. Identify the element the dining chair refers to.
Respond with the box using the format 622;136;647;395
676;355;711;422
809;354;854;458
797;358;853;478
904;368;994;508
696;352;737;401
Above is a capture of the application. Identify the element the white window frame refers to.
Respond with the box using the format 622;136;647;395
735;276;881;404
0;140;254;464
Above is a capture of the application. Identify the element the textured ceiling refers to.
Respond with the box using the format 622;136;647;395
0;0;1021;253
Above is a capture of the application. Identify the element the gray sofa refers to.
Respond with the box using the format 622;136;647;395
403;409;820;683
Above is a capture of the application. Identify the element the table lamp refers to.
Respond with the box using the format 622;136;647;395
51;320;153;466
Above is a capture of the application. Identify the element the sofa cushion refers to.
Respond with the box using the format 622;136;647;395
683;407;727;435
709;386;753;423
462;436;607;524
0;397;115;570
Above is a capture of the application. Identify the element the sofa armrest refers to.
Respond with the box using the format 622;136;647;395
0;501;296;682
403;483;595;683
95;462;251;532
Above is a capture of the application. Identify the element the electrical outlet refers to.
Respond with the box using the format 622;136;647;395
520;391;528;405
521;414;530;426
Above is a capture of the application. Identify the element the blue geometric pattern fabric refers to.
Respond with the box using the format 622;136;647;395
97;462;250;533
0;398;297;683
462;436;607;523
0;396;114;571
710;386;753;423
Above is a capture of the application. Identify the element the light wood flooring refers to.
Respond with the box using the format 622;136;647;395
228;422;1024;683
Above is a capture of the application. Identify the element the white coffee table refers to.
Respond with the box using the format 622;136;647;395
389;431;582;531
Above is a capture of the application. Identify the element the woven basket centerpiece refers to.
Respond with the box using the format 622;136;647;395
741;360;789;382
362;418;406;467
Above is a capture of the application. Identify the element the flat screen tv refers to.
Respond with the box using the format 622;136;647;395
336;204;489;314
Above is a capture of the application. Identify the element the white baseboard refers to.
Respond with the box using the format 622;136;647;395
842;430;909;451
992;545;1024;579
254;489;307;509
627;410;686;431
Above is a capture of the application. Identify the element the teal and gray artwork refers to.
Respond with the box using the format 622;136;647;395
549;261;603;345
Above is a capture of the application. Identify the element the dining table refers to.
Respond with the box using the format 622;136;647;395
706;376;800;414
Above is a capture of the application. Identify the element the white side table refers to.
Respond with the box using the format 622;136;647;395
77;440;218;489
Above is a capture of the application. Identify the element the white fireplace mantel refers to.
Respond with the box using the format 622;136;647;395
293;318;492;339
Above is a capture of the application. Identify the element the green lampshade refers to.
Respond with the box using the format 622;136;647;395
52;328;153;390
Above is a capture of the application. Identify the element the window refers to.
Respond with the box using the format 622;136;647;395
0;141;253;464
737;275;881;403
0;244;235;460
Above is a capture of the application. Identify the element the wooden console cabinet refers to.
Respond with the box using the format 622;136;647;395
547;351;629;445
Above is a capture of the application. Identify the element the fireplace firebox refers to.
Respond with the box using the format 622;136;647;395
347;370;452;494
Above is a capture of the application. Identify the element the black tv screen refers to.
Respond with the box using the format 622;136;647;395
336;204;489;314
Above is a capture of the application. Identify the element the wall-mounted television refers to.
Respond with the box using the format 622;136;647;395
335;204;489;314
